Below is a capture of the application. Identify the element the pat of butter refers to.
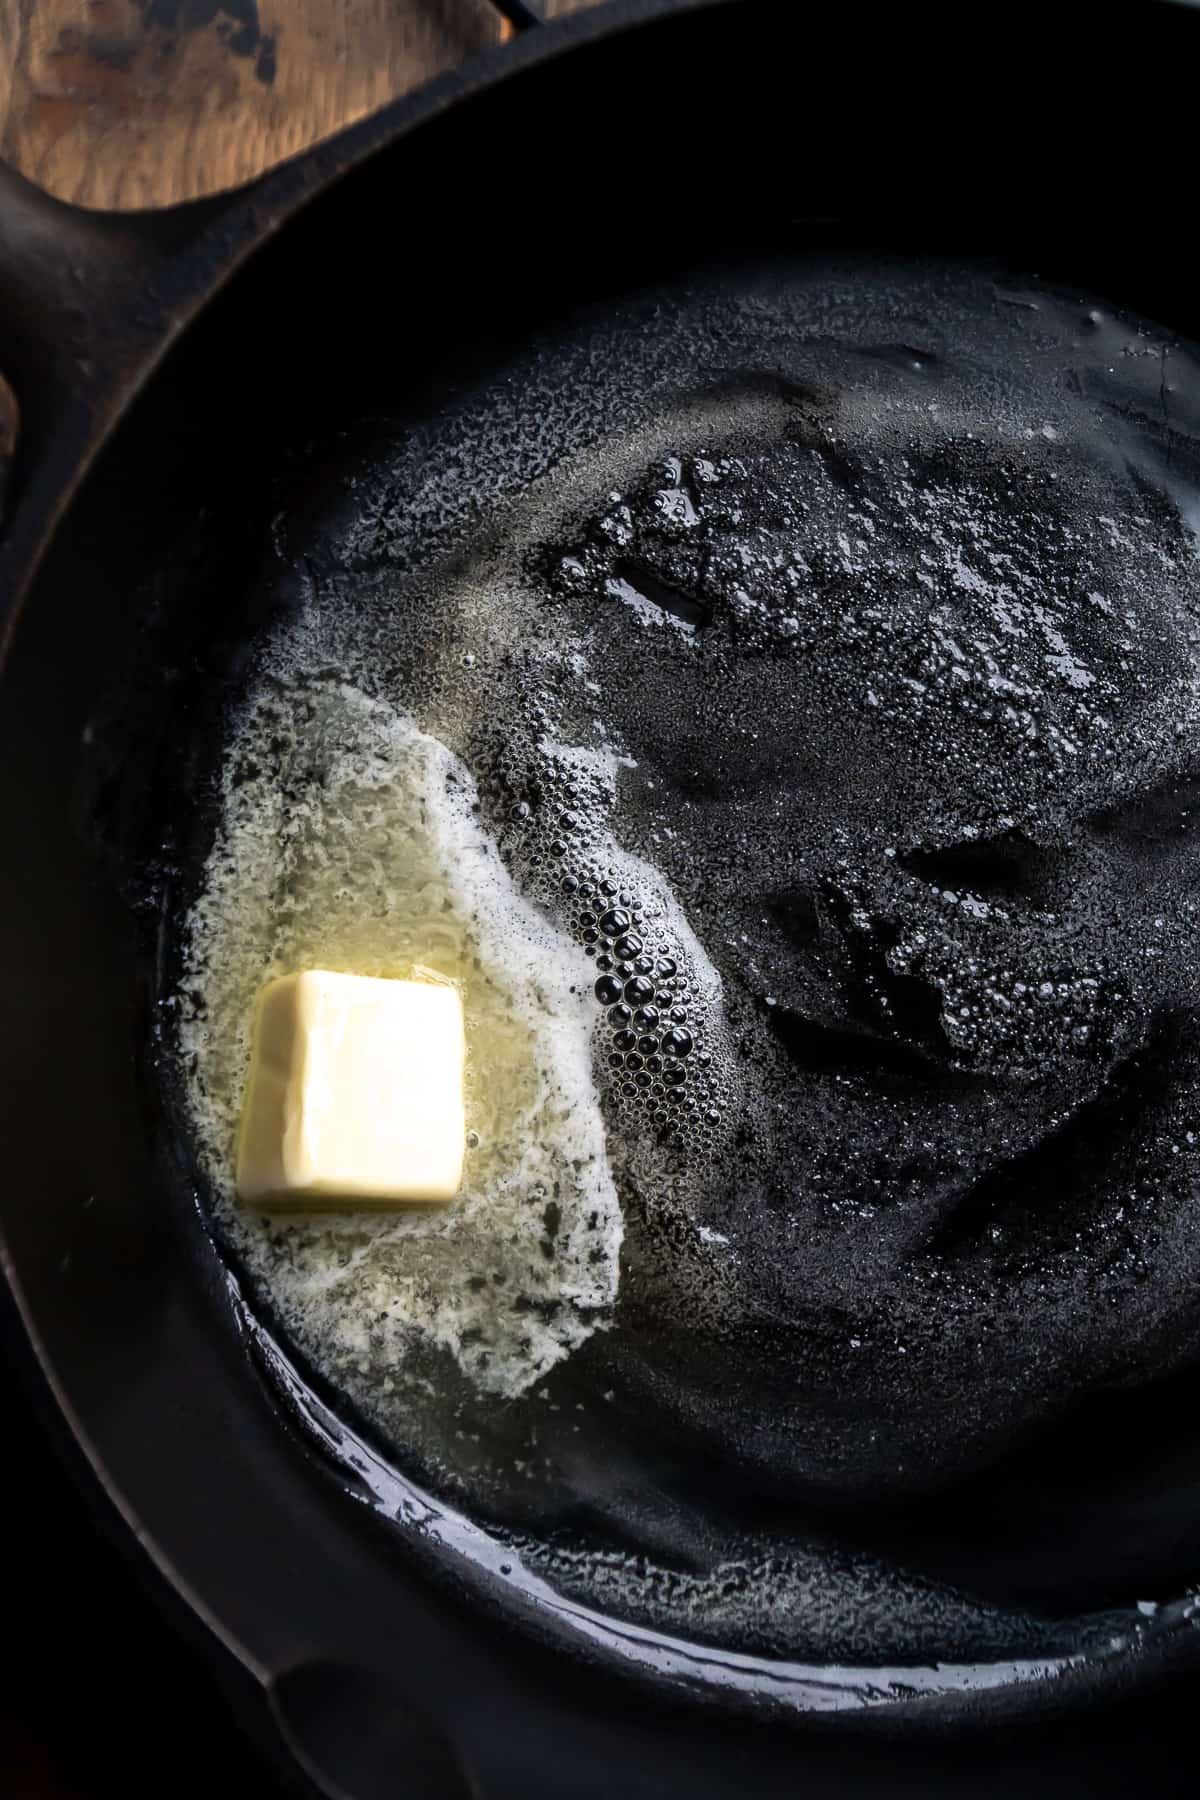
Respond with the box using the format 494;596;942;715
236;971;466;1208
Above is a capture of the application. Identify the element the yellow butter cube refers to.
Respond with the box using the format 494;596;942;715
236;971;466;1208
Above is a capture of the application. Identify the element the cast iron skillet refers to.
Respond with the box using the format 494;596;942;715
5;2;1200;1793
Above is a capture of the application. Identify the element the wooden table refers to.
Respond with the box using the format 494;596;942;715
0;0;603;211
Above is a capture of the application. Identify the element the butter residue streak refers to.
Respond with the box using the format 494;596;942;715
180;680;622;1397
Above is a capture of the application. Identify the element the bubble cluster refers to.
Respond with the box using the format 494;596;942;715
423;681;740;1173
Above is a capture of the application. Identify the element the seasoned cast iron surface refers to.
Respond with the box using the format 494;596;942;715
152;257;1200;1698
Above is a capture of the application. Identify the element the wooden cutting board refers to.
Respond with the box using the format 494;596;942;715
0;0;603;211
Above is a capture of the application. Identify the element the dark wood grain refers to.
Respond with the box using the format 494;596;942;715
0;0;605;211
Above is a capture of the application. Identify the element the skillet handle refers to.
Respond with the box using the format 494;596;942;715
0;159;221;626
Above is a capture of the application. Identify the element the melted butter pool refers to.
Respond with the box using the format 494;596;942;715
180;680;621;1397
